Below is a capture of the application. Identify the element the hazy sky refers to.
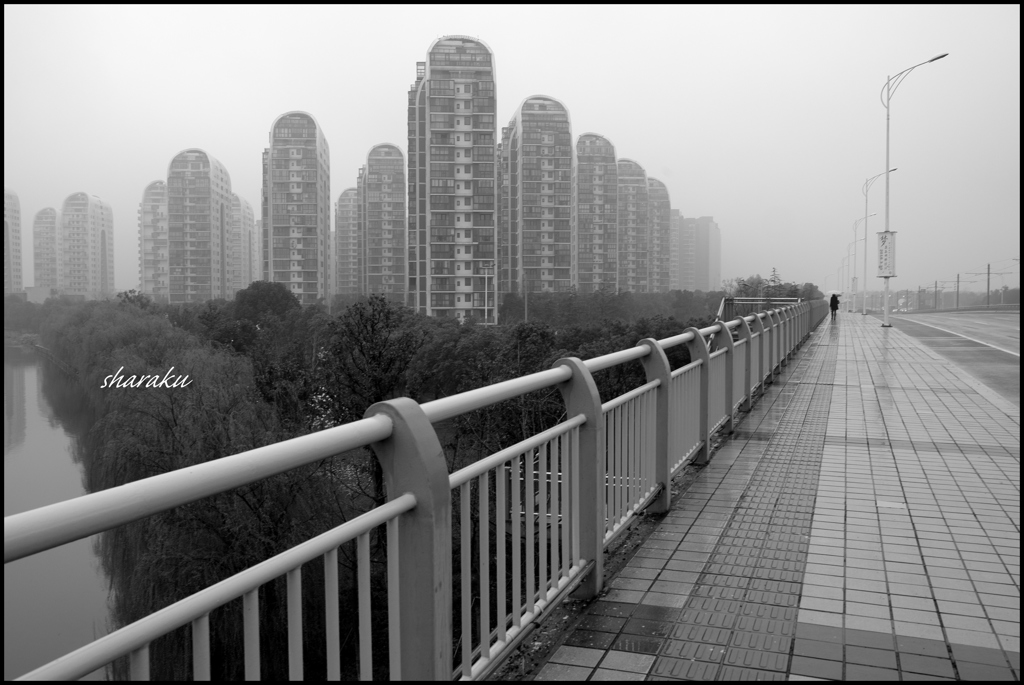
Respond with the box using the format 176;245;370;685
4;5;1020;295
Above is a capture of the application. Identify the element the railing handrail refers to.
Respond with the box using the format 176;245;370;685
448;414;587;489
18;493;418;681
421;366;572;423
601;378;660;413
4;414;395;563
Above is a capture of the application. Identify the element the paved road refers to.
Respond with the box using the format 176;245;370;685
880;312;1020;407
892;311;1020;356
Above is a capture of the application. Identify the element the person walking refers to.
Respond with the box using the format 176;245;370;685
829;293;840;322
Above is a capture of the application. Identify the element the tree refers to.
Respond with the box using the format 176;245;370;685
320;296;426;503
117;289;152;310
234;281;300;323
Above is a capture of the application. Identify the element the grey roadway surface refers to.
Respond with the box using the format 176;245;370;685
874;311;1019;407
892;312;1020;356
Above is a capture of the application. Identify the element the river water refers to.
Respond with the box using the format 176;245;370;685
4;346;109;679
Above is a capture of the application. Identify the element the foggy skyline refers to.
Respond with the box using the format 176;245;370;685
4;5;1020;296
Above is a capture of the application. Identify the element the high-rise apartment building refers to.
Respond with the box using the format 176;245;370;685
139;180;169;302
616;160;650;293
33;208;62;293
253;220;263;286
360;144;406;303
678;217;697;291
334;188;359;297
669;208;681;291
166;150;232;303
229;193;256;297
573;134;618;294
61;192;114;300
4;188;22;295
678;216;721;292
407;36;497;320
693;216;721;292
647;178;672;293
262;111;331;306
502;95;573;297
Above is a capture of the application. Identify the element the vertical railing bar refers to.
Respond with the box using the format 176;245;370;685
243;589;260;681
325;548;340;681
641;392;647;499
192;613;210;681
618;404;625;528
630;395;638;507
287;567;303;680
460;480;472;677
625;401;631;521
357;533;372;681
512;454;522;629
601;412;609;536
571;428;580;564
497;463;507;645
622;403;628;522
538;440;547;598
478;472;490;665
607;409;614;534
386;516;401;681
550;435;560;592
526;448;535;612
129;644;150;681
560;432;570;577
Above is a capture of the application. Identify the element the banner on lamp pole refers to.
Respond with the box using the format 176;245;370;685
877;231;896;278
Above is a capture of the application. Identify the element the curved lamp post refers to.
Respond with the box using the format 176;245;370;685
879;53;948;326
844;241;857;312
851;213;877;313
861;169;896;314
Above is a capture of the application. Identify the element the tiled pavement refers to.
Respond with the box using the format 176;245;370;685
534;314;1020;681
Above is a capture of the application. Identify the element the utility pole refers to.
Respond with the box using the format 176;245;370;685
966;264;1012;307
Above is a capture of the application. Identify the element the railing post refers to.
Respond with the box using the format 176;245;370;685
553;357;605;599
767;310;782;380
708;322;735;435
780;308;792;365
364;398;452;681
682;328;711;465
733;317;754;411
749;314;766;401
636;339;671;514
764;310;776;383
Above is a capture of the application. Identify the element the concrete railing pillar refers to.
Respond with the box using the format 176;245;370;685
709;322;736;435
732;317;754;411
781;308;792;365
749;314;767;401
637;338;672;514
553;357;605;599
364;398;452;681
767;310;782;380
682;328;712;465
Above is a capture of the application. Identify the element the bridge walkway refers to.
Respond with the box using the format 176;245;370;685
533;312;1020;681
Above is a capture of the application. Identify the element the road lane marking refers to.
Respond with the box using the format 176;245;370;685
901;318;1020;356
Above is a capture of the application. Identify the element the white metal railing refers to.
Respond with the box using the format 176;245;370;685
708;348;729;431
5;300;828;681
602;380;659;544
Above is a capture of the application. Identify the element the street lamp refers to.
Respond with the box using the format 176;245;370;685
879;53;948;326
861;169;895;314
844;242;857;311
851;213;877;313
